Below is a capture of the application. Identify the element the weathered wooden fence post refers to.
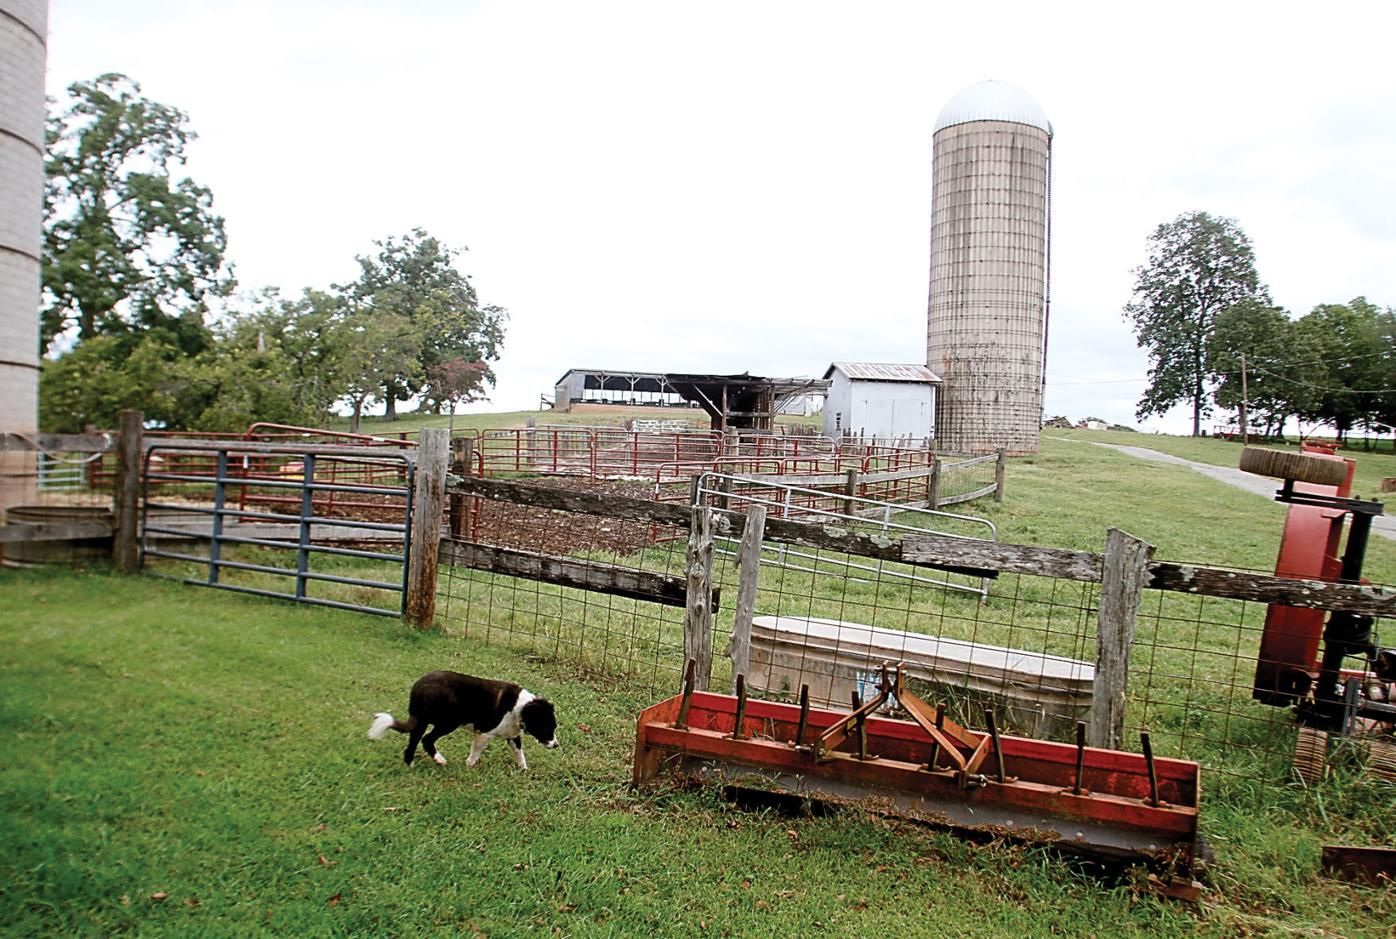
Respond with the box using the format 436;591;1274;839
448;435;475;538
685;504;717;690
716;473;733;512
843;467;859;517
1087;527;1154;749
995;448;1006;503
112;409;144;573
929;458;942;511
406;428;449;629
723;427;739;458
729;504;767;692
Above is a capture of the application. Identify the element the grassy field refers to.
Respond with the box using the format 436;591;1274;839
1046;427;1396;503
5;428;1396;936
3;569;1394;938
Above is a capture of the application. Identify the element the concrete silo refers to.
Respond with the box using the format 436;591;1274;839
926;80;1051;455
0;0;46;517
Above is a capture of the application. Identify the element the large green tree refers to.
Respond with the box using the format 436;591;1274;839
1292;298;1389;444
42;73;233;349
337;313;421;433
38;333;212;432
345;228;505;420
1125;212;1266;435
1206;300;1314;439
195;289;355;431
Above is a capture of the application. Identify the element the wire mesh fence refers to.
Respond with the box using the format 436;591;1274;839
433;471;1395;797
1127;586;1395;790
0;434;115;569
437;477;694;691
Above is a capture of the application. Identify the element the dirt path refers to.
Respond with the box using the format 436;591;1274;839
1074;440;1396;541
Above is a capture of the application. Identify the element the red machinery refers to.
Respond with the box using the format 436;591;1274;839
1239;445;1395;780
635;663;1202;893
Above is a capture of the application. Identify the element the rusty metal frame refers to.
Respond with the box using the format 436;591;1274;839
634;664;1202;877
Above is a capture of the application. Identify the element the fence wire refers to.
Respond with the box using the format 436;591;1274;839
0;442;113;569
437;478;694;693
1128;586;1394;789
434;474;1394;795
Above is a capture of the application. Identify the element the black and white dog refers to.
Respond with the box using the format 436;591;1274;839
368;670;559;770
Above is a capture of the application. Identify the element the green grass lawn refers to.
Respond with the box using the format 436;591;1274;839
1046;427;1396;503
2;568;1393;938
6;428;1396;936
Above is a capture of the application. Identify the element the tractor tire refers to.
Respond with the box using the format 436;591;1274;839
1293;726;1328;785
1367;737;1396;785
1238;447;1348;487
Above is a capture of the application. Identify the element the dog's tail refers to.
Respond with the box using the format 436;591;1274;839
367;712;415;739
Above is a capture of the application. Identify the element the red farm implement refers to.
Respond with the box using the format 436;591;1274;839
1238;445;1396;782
635;662;1203;895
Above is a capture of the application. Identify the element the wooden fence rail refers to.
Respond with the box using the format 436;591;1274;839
446;474;1396;618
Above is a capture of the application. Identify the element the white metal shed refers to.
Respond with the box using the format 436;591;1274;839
821;363;941;443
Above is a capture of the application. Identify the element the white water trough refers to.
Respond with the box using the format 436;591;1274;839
747;615;1095;739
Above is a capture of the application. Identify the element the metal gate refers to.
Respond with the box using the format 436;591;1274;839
138;440;416;617
694;471;998;597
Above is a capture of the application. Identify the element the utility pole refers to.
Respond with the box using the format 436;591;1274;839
1239;352;1249;444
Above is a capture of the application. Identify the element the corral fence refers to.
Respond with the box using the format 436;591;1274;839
470;424;1000;501
138;439;417;617
427;428;1393;793
0;414;431;620
16;418;1005;537
5;420;1393;796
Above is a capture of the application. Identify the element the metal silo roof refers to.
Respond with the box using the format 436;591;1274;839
933;80;1052;136
823;362;943;383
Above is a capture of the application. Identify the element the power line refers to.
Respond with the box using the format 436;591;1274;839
1047;347;1393;388
1248;365;1396;395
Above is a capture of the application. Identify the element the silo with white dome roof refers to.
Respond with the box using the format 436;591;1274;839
926;80;1052;455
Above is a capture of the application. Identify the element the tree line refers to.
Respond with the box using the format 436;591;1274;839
1126;211;1395;444
39;74;506;434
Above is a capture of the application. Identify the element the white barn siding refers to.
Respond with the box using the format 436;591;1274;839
822;365;937;442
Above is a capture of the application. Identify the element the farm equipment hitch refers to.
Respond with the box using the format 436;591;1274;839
634;660;1203;888
810;663;996;789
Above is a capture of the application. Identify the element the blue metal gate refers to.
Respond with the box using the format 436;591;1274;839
139;441;416;617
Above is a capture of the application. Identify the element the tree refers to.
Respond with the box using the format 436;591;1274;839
1125;212;1266;435
192;289;356;431
427;357;490;433
38;333;212;432
42;73;233;350
1293;298;1388;444
1207;300;1305;439
337;313;421;433
346;228;505;420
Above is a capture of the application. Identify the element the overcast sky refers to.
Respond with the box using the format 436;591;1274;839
44;0;1396;432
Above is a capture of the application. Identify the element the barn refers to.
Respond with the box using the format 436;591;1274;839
821;363;940;443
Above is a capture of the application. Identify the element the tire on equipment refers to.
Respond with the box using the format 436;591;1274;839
1238;447;1348;487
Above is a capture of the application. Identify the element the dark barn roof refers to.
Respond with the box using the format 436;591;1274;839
664;373;828;431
